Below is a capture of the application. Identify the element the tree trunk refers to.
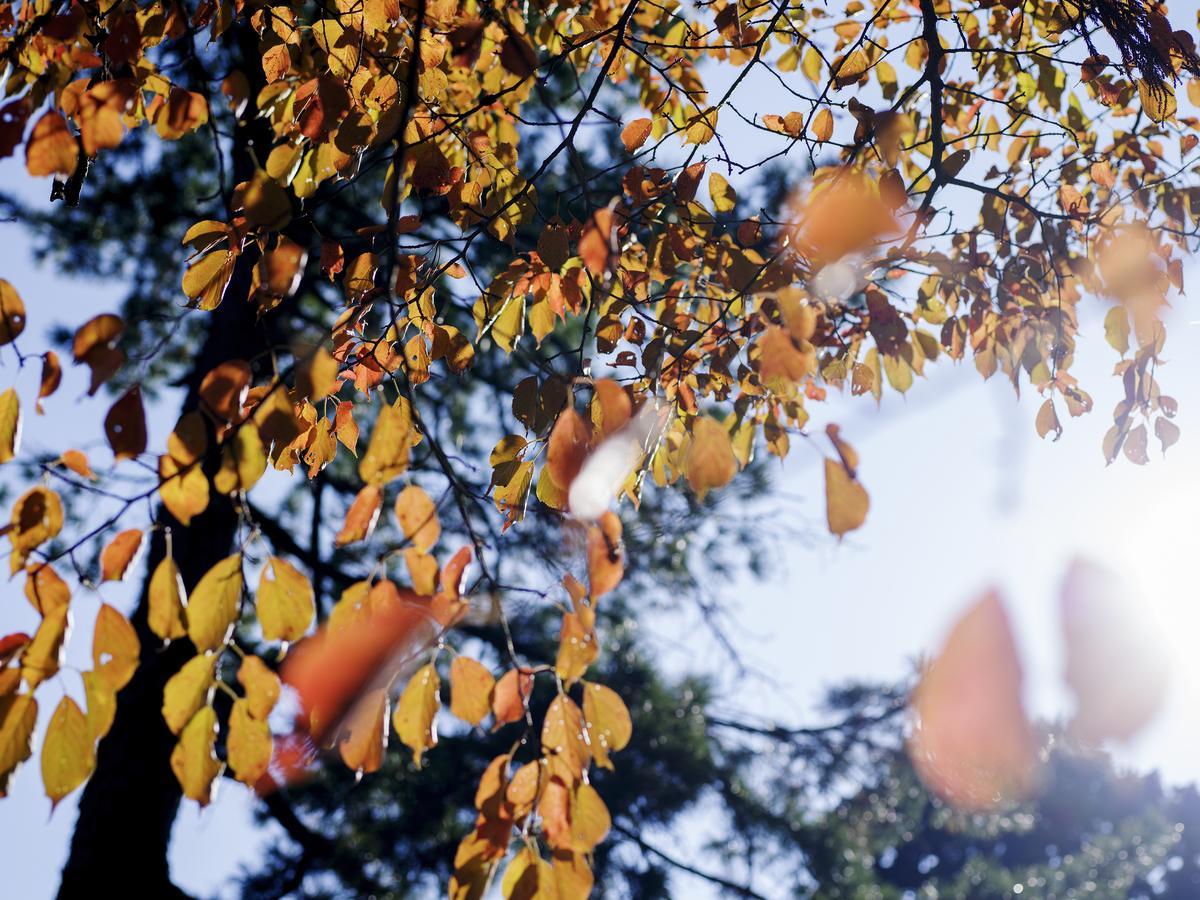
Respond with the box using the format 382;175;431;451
58;36;272;895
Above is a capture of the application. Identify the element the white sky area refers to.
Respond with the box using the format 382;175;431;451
6;7;1200;895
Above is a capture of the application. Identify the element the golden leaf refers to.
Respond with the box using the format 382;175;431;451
41;696;95;808
186;555;243;653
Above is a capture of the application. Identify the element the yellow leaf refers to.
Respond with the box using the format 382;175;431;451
1138;79;1176;123
0;388;21;463
824;456;869;537
582;682;631;770
811;107;833;142
10;486;64;573
833;48;869;87
163;652;217;735
0;694;37;797
238;655;281;719
709;172;736;213
24;564;70;616
22;606;69;690
41;696;94;808
149;557;188;641
83;671;116;741
93;603;139;692
395;484;440;552
541;695;589;778
257;556;315;643
213;424;267;494
684;416;737;499
170;706;222;805
450;656;495;726
159;453;210;526
187;555;243;652
359;399;416;484
340;687;389;774
393;663;440;763
570;782;611;851
227;698;272;786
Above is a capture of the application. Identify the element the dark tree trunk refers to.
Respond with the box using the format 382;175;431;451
58;32;273;896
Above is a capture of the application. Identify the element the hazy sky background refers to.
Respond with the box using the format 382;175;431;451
6;19;1200;896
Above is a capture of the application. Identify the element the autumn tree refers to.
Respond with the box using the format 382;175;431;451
1;0;1199;897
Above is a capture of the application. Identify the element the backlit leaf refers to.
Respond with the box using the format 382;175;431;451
450;656;495;726
395;484;440;553
42;696;94;809
148;557;188;641
93;603;139;692
187;555;243;652
257;556;315;643
394;663;440;763
170;706;222;806
99;529;144;582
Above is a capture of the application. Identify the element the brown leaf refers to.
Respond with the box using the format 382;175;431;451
104;387;147;460
199;359;252;423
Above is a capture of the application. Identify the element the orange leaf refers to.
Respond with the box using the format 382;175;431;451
492;668;533;726
334;484;383;547
450;656;495;726
908;593;1039;811
25;111;78;178
100;529;145;582
620;118;653;152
